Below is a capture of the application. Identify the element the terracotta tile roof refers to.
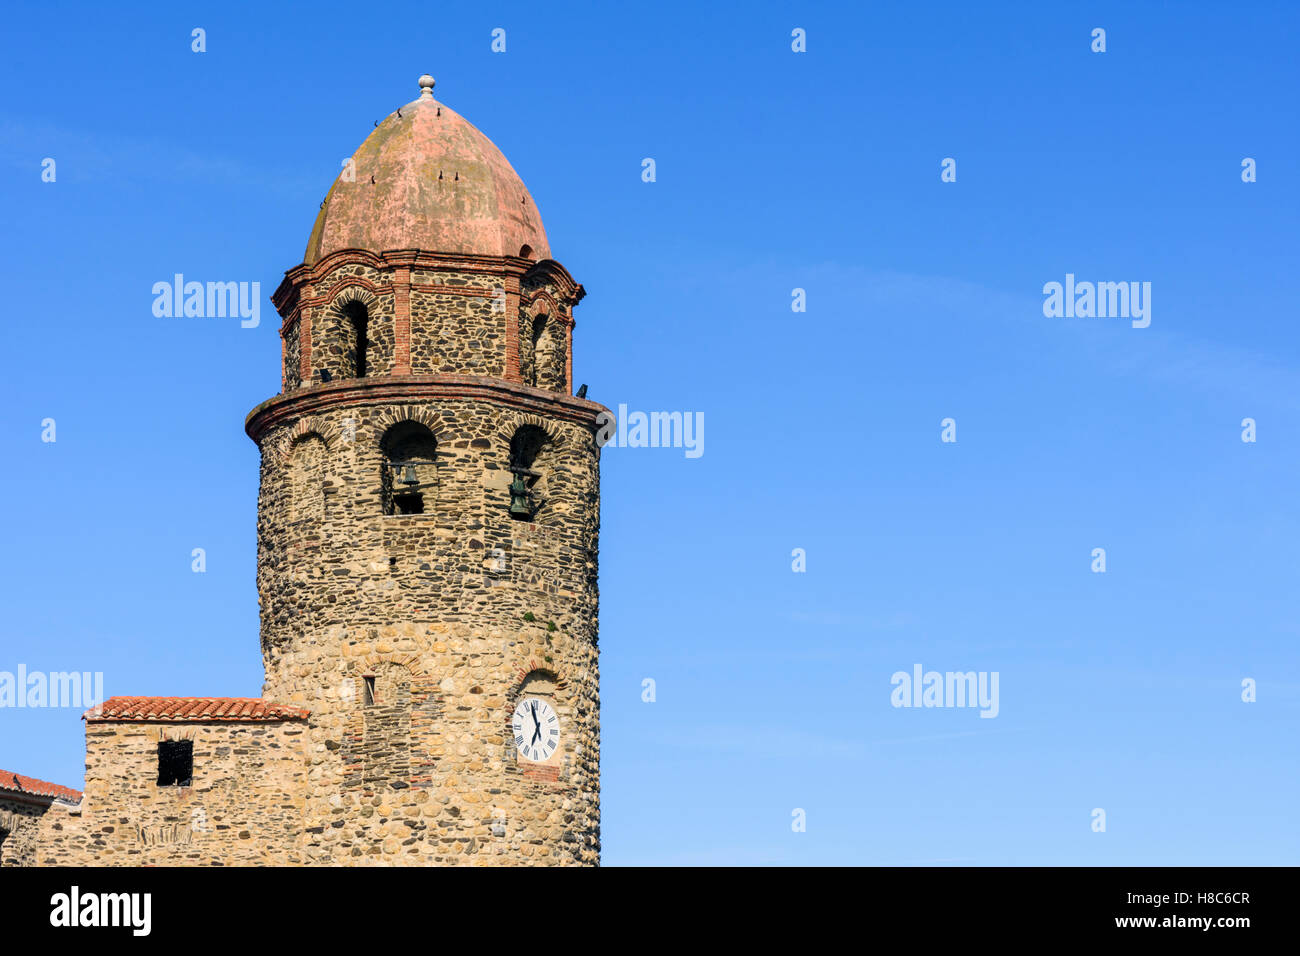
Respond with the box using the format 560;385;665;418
83;697;310;722
0;769;82;803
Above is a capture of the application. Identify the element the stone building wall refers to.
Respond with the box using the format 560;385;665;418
409;269;503;375
283;318;301;390
304;265;397;386
36;719;307;866
520;272;572;391
275;254;581;397
251;389;601;865
0;798;49;866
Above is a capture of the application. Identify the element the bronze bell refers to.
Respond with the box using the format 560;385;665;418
509;474;532;518
399;463;419;487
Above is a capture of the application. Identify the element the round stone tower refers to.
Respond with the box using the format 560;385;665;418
245;75;603;865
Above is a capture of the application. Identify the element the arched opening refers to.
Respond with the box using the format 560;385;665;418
526;315;547;387
523;310;565;392
508;424;552;521
381;421;437;515
342;300;369;378
289;434;327;522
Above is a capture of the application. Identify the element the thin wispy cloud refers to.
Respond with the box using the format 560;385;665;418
0;117;319;193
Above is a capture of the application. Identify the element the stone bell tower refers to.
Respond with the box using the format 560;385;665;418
244;75;604;865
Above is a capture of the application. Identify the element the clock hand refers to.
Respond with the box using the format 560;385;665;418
529;701;542;744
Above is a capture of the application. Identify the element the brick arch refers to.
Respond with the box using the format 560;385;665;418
511;661;568;697
274;418;338;465
523;290;561;319
370;405;444;443
495;413;561;450
344;653;435;711
328;283;378;313
351;652;428;679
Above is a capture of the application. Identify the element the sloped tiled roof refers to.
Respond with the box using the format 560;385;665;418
0;769;82;803
83;697;310;722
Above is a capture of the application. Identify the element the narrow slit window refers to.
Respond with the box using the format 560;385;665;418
363;675;376;705
342;300;370;379
157;739;193;787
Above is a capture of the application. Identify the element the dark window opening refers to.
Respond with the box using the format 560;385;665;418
393;492;424;515
363;675;376;706
0;826;9;866
342;301;369;379
352;312;368;377
157;739;193;787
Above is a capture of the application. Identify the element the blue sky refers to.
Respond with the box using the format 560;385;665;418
1;1;1297;864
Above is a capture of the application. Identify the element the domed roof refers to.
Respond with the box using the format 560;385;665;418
304;76;550;264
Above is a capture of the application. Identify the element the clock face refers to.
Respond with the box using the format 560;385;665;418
512;697;560;763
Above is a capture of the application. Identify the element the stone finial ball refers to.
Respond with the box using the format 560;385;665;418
418;74;436;93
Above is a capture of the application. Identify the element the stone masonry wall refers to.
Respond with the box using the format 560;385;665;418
409;270;504;375
309;264;398;385
35;720;307;866
283;318;302;390
0;798;49;866
254;391;601;865
281;258;578;396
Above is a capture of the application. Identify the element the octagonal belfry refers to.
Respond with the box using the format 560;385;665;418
244;75;606;866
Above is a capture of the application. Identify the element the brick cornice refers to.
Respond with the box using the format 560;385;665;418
245;374;609;444
272;249;583;329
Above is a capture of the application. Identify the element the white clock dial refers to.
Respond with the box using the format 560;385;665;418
511;696;560;763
